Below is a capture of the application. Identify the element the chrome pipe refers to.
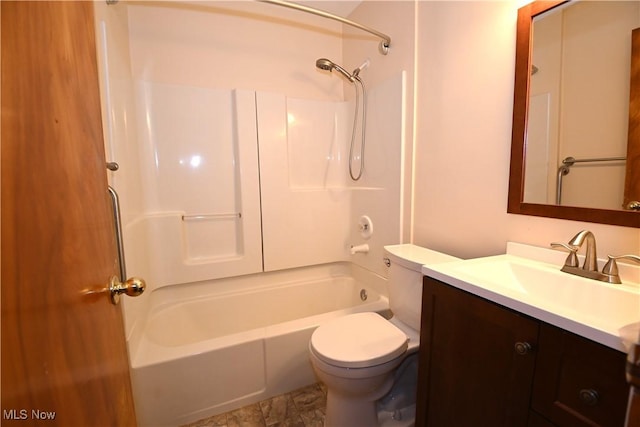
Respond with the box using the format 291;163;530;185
258;0;391;54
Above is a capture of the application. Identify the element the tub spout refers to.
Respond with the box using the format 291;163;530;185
350;244;369;255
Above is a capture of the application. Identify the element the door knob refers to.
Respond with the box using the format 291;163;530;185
109;276;146;305
626;201;640;211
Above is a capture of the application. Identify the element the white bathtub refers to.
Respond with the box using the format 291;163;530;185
129;262;389;427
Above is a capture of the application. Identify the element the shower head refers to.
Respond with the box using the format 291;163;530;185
315;58;334;71
315;58;354;82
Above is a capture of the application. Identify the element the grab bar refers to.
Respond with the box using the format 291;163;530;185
182;213;242;221
107;186;127;282
562;156;626;166
555;156;626;205
556;165;571;205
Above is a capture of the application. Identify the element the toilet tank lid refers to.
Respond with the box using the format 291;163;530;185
383;244;460;272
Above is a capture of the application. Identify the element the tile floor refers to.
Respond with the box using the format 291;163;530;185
181;383;327;427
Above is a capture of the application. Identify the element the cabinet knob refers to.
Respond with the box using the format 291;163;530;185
514;341;533;355
578;388;599;406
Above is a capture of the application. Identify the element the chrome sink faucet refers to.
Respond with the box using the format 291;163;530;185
567;230;598;272
550;230;611;284
552;230;640;284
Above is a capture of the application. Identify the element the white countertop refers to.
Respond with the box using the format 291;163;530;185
421;242;640;352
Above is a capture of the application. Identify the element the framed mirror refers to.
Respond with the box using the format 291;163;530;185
508;0;640;228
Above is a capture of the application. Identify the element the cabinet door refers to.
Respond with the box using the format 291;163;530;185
416;277;539;426
532;323;629;427
529;411;558;427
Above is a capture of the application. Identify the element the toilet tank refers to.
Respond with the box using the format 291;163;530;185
384;244;460;331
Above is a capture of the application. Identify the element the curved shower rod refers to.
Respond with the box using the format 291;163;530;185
106;0;391;54
257;0;391;55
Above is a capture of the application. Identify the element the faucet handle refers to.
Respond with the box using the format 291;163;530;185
602;255;640;282
551;242;579;267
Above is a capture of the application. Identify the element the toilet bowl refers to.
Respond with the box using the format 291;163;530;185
308;244;459;427
309;312;418;427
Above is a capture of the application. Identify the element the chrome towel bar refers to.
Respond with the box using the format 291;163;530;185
562;156;626;166
182;213;242;221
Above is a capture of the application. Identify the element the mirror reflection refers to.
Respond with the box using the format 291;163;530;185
523;1;638;211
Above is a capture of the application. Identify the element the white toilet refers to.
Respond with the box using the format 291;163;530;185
309;244;459;427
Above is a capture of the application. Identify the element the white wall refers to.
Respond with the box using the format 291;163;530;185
413;1;639;260
126;1;346;100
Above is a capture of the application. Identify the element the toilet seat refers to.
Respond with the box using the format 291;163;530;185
310;312;408;369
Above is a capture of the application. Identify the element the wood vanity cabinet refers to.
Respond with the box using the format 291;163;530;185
416;276;629;427
532;323;629;427
416;276;539;426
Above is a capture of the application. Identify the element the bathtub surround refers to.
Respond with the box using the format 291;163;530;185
95;0;405;283
257;82;403;273
130;86;263;286
120;79;404;281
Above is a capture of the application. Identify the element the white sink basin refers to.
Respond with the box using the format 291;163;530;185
422;244;640;352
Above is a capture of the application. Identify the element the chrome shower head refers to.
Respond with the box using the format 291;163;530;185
315;58;354;82
316;58;334;71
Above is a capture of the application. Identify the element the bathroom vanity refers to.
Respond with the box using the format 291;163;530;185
416;276;628;427
415;243;639;427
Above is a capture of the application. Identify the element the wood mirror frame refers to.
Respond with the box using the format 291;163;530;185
507;0;639;228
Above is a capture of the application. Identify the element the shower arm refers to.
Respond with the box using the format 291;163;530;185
257;0;391;55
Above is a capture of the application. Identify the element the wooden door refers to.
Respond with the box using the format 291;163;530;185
416;277;539;427
624;27;640;210
1;1;137;425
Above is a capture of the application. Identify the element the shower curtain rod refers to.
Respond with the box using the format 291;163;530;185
257;0;391;55
105;0;391;54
